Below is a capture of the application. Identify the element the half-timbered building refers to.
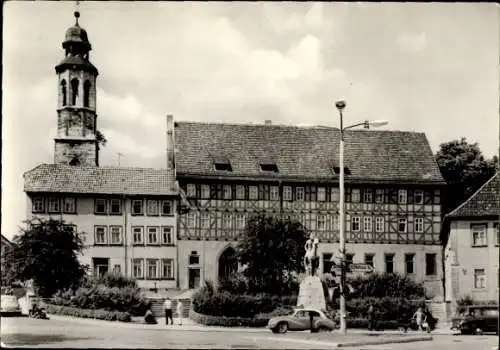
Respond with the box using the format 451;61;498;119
173;120;446;298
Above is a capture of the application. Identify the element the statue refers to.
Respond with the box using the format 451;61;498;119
303;233;320;276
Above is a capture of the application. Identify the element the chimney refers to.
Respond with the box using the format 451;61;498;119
265;120;272;125
166;114;175;170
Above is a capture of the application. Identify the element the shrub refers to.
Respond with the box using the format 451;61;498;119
96;273;138;289
456;296;498;314
345;297;425;321
190;308;269;328
44;303;131;322
217;272;248;294
347;273;426;299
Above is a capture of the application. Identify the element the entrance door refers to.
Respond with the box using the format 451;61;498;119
92;257;109;277
188;268;200;289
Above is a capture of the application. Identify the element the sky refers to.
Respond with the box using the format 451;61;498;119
2;2;499;239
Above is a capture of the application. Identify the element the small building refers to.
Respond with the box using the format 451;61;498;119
443;172;499;315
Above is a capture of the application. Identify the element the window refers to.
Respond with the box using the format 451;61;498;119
351;216;360;232
364;254;375;267
317;187;326;202
83;80;91;108
425;253;437;276
331;215;339;230
415;218;424;233
375;189;384;204
61;80;67;106
472;225;487;246
474;269;486;289
223;213;232;229
398;218;407;233
162;259;174;279
200;212;210;229
363;217;372;232
260;163;278;172
385;254;394;273
147;200;159;216
147;227;159;245
189;251;199;265
110;226;122;245
146;259;158;279
162;226;173;245
161;200;173;215
132;200;143;215
236;185;245;200
283;186;292;201
132;226;143;245
95;226;107;245
317;215;326;231
375;217;384;233
433;189;441;205
270;186;280;201
249;186;258;200
32;197;44;213
63;198;76;213
331;188;340;202
187;212;196;227
110;199;121;215
414;190;424;204
95;199;106;214
346;254;354;267
132;259;143;279
363;189;373;203
200;185;210;199
405;253;415;274
398;190;407;204
187;184;196;197
48;197;61;213
113;264;121;274
495;223;499;246
223;185;232;200
296;187;305;201
236;214;246;229
351;189;360;203
323;253;333;273
71;78;79;106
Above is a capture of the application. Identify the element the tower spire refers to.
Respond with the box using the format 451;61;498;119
74;1;80;25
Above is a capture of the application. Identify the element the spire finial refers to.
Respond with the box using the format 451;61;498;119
74;1;80;25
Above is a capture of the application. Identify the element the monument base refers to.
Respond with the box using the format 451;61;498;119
297;276;326;311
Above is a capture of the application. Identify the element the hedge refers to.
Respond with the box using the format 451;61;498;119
44;303;131;322
189;308;270;328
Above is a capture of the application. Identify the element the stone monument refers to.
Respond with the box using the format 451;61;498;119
296;233;326;310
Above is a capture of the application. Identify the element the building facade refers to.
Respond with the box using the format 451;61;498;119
444;173;499;314
173;121;446;298
23;12;180;292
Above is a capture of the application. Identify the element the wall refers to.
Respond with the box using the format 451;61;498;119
445;219;499;305
26;194;178;290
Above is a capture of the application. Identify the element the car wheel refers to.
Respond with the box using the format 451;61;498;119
277;322;288;334
397;326;406;333
271;327;279;334
474;327;483;335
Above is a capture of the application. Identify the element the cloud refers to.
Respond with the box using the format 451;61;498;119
397;32;428;53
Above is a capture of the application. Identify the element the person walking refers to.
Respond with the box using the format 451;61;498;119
413;307;424;332
163;297;173;326
367;305;375;331
176;300;184;326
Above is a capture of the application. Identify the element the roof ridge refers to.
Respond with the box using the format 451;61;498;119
446;171;499;217
43;163;173;172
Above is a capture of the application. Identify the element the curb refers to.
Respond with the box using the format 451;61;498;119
335;335;433;347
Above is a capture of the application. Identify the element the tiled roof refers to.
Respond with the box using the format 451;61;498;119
1;234;12;246
174;122;445;184
24;164;177;196
446;172;499;218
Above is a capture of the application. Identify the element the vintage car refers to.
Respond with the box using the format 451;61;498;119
1;294;22;316
451;305;499;335
267;308;336;334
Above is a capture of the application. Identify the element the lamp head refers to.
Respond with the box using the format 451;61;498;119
335;100;346;111
369;120;388;127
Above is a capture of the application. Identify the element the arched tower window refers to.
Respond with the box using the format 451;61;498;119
83;80;91;108
71;78;79;106
61;80;67;106
69;156;80;166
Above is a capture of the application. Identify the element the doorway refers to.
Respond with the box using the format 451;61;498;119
188;268;200;289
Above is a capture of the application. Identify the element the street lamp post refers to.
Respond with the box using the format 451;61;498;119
335;100;387;334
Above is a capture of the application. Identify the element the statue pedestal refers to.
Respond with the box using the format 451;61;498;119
297;276;326;311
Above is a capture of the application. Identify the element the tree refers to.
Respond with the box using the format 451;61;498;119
3;218;87;297
237;214;309;295
435;138;498;214
96;130;107;149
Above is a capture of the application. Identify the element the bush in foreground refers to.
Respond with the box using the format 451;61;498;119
44;304;131;322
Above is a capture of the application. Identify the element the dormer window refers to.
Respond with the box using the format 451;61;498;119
260;163;278;172
332;167;351;175
211;153;232;171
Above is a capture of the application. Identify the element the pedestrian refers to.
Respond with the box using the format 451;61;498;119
144;303;157;325
423;308;432;333
176;300;184;326
367;305;375;331
413;307;424;332
163;297;173;326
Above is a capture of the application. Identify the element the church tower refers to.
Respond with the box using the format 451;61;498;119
54;11;99;166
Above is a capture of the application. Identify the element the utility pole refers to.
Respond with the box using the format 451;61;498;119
117;152;124;166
